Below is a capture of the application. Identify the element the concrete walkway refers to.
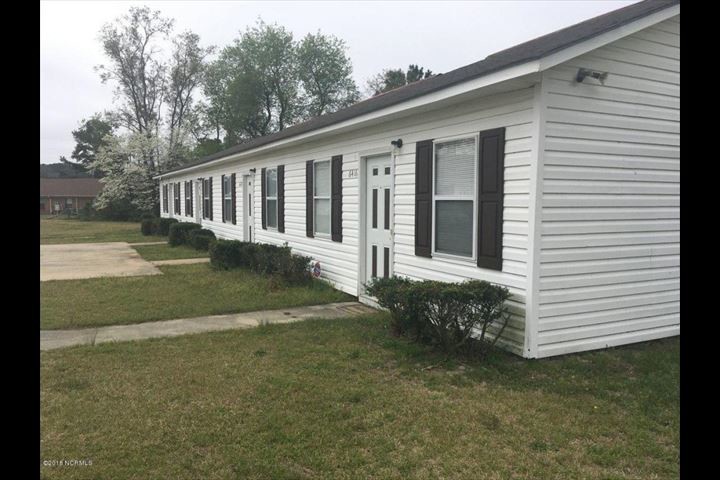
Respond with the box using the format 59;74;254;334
40;301;377;351
150;257;210;266
128;241;168;246
41;242;162;281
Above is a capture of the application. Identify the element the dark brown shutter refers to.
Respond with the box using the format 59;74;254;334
331;155;343;242
231;173;237;225
477;127;505;271
414;139;433;257
306;160;313;237
221;175;226;222
261;168;267;230
277;165;285;233
209;177;213;221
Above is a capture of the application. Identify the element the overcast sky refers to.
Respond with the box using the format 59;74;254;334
40;0;638;164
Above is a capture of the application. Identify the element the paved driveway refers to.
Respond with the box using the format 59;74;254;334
40;242;162;281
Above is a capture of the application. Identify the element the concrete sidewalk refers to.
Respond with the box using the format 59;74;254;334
41;242;161;281
149;257;209;266
40;301;376;351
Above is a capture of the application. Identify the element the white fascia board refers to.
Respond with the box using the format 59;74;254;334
538;4;680;71
154;61;541;180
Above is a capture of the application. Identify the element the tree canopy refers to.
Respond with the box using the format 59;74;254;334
68;114;116;175
204;20;359;147
366;64;434;96
70;9;366;218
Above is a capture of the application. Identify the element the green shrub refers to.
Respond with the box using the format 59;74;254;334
156;218;179;236
209;240;311;284
78;203;96;221
188;228;216;251
209;240;244;269
140;219;156;236
365;276;425;338
365;277;511;356
94;198;139;221
168;222;201;246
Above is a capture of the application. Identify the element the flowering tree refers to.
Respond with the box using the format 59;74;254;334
90;132;166;216
92;6;211;218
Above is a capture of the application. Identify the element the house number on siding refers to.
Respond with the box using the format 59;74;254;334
343;169;358;179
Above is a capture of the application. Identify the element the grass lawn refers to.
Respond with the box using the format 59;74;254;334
133;243;209;261
40;316;679;479
40;217;165;244
40;263;353;330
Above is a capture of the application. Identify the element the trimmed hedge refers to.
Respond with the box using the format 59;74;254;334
156;218;179;236
209;240;312;284
168;222;202;246
139;217;179;236
140;219;155;236
365;276;511;356
188;228;216;251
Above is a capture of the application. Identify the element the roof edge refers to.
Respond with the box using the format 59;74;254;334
156;0;679;179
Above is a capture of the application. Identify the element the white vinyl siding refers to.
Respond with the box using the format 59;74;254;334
392;87;535;355
160;82;536;325
534;15;680;357
156;12;679;358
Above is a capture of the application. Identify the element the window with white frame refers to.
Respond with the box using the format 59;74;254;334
185;181;193;216
433;136;477;258
177;183;183;214
223;175;233;222
203;179;210;218
266;168;278;228
313;160;331;235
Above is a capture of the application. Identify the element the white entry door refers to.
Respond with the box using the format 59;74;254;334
366;155;393;280
243;175;254;242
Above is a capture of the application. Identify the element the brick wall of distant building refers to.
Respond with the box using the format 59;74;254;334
40;196;94;214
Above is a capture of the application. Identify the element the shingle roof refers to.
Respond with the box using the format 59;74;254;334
159;0;679;177
40;178;103;197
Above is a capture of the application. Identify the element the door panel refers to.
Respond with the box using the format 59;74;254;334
244;175;254;242
366;155;393;281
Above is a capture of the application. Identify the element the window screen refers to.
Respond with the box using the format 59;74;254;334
434;137;476;257
266;168;278;228
314;161;330;234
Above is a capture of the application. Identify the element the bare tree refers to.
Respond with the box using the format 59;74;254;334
96;6;174;146
165;32;214;165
